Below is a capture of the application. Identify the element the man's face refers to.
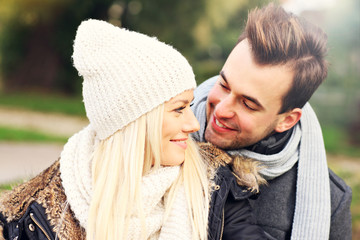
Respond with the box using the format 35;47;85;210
205;39;294;150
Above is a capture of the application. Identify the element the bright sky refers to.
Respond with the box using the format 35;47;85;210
282;0;337;14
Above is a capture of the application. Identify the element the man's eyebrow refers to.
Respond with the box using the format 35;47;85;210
220;71;228;84
220;70;263;109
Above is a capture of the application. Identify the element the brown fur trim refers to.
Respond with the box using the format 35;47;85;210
0;160;86;239
0;161;59;221
230;155;267;193
198;142;267;192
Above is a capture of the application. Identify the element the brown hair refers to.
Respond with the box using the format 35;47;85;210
238;3;328;113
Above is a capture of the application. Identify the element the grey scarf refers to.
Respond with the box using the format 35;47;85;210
192;76;331;239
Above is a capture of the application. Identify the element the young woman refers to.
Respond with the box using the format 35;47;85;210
0;19;209;240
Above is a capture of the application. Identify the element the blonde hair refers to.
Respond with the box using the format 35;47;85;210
87;104;209;240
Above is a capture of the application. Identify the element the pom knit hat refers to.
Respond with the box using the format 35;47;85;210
72;19;196;140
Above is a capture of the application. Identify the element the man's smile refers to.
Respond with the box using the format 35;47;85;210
210;115;236;133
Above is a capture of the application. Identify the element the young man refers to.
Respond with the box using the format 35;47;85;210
192;3;352;240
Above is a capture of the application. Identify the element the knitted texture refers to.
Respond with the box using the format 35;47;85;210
128;168;193;240
60;126;95;229
59;125;192;238
73;19;196;140
192;76;331;240
158;185;192;239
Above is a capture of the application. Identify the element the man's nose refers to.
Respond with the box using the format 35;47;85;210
214;94;236;119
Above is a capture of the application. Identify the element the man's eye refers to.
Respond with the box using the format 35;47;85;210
243;100;256;111
219;81;229;91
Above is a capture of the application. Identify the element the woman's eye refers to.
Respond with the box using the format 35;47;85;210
175;106;186;113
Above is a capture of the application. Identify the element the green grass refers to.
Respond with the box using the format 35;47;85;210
0;181;21;195
328;163;360;237
0;126;67;143
322;125;360;157
0;91;86;116
0;181;24;195
0;184;12;191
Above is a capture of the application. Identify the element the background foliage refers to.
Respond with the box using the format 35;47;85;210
1;0;358;150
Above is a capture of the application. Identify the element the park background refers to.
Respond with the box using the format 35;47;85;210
0;0;359;237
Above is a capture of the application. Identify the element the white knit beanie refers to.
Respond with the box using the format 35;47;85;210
72;19;196;140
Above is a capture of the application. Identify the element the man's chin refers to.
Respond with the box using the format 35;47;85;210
205;130;252;150
205;133;237;150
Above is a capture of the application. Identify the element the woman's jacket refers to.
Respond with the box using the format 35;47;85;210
0;161;85;240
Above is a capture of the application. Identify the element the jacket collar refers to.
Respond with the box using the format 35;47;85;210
245;128;293;155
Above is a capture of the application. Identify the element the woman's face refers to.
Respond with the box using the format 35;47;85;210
161;90;200;166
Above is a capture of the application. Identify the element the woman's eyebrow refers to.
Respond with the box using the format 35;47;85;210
170;97;194;105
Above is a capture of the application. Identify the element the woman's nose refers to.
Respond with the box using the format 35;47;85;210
183;109;200;133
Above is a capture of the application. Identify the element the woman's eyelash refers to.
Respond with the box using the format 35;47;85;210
175;106;186;113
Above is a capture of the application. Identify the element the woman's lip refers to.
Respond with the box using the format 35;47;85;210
170;138;188;149
171;138;188;141
211;115;235;132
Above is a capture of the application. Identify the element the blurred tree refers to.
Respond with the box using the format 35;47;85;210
0;0;116;94
0;0;277;94
190;0;275;83
308;0;360;145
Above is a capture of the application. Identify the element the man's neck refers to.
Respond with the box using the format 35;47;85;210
245;128;293;155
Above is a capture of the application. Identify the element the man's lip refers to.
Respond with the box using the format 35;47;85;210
211;115;236;132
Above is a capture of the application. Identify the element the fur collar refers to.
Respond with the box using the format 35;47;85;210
0;160;85;239
198;142;267;193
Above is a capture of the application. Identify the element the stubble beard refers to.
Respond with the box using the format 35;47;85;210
204;125;247;150
204;121;277;150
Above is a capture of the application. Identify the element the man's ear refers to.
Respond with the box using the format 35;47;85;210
275;108;302;133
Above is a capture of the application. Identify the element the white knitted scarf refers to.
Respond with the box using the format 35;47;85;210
191;76;331;239
60;125;192;239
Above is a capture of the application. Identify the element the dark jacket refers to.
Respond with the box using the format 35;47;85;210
249;162;352;240
199;143;271;240
208;165;272;240
0;201;56;240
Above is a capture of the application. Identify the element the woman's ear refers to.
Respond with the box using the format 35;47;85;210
275;108;302;133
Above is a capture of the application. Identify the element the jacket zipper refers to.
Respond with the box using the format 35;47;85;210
219;208;225;239
30;213;51;240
